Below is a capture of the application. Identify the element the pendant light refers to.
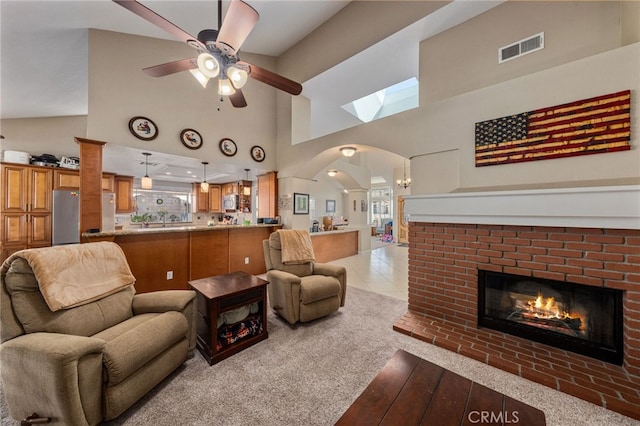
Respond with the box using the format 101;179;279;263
243;169;251;195
397;159;411;189
200;161;209;193
141;152;152;189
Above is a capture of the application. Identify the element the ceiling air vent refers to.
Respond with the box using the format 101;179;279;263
498;32;544;63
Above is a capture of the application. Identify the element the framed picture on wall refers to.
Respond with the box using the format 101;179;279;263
293;193;309;215
326;199;336;213
128;116;158;141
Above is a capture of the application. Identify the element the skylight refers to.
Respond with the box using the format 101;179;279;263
341;77;419;123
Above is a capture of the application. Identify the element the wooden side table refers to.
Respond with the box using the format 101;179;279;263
188;271;269;365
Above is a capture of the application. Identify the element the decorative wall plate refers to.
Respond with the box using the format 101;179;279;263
250;145;265;162
180;128;203;150
128;116;158;141
219;138;237;156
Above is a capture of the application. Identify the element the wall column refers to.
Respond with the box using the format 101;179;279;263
346;189;370;252
75;137;106;236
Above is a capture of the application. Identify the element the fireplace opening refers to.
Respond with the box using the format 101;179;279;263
478;270;623;365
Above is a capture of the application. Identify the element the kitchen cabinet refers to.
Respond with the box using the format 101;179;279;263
238;180;252;213
222;182;238;195
193;183;222;213
114;175;134;213
1;163;53;261
208;185;222;212
102;173;115;192
53;169;116;192
257;172;277;218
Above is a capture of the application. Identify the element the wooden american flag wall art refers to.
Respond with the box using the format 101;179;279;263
474;90;631;167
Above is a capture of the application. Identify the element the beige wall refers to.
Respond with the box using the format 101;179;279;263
3;2;639;196
86;29;279;171
1;29;281;175
421;1;624;102
0;116;87;159
275;1;640;194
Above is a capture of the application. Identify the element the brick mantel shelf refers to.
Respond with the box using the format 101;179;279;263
396;185;640;420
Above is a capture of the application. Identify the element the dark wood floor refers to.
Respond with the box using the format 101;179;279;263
336;349;546;426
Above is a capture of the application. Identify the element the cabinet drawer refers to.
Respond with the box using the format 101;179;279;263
219;288;262;311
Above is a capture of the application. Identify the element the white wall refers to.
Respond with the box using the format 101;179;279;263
413;43;640;194
274;1;640;195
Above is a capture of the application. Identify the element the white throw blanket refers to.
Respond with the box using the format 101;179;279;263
6;242;135;311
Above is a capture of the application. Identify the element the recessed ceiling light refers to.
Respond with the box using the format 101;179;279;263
340;147;357;157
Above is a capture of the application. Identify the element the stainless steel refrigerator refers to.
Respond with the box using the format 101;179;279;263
53;190;116;245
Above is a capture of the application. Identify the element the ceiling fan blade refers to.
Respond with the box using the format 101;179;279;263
238;61;303;96
229;89;248;108
143;58;197;77
113;0;205;50
216;0;259;53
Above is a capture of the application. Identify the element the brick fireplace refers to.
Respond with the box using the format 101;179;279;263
394;186;640;420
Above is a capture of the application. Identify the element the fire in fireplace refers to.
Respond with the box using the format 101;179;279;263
478;270;623;364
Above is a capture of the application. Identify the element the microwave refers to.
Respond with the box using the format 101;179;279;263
223;194;238;210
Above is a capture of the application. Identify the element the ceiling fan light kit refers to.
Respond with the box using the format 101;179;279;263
196;52;220;79
218;78;236;96
227;66;248;88
189;69;209;88
113;0;303;108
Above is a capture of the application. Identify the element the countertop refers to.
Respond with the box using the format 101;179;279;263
82;223;282;238
309;227;358;236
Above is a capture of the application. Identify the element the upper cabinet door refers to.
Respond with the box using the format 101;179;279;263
28;167;53;213
115;176;135;213
209;185;222;212
1;165;28;212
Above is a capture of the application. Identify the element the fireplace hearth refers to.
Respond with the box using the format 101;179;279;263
396;187;640;419
478;270;623;364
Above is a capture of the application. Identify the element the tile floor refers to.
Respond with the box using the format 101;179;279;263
328;240;408;301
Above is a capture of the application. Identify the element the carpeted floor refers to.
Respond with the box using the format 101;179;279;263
2;287;639;425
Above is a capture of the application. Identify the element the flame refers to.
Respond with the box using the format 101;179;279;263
525;293;586;331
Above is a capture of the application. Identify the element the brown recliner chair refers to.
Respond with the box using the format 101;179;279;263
0;242;196;425
262;230;346;324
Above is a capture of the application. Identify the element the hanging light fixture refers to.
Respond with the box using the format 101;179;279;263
340;147;357;157
327;169;338;177
243;169;251;195
141;152;153;189
200;161;209;193
397;160;411;189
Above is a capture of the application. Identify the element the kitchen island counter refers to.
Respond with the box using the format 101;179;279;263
82;224;282;293
81;223;280;238
309;228;359;262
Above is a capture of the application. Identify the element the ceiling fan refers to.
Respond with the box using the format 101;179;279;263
113;0;303;108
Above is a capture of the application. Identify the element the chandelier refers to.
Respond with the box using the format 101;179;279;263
397;160;411;189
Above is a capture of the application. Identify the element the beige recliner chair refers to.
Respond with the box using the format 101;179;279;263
262;230;346;324
0;242;196;425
